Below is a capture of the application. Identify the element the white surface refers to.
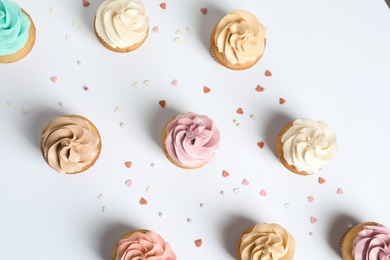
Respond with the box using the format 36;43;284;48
1;0;390;259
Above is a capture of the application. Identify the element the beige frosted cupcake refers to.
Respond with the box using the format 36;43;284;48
111;229;177;260
161;112;220;169
276;118;339;175
236;223;295;260
210;10;266;70
0;0;36;63
340;222;390;260
40;115;102;174
94;0;149;53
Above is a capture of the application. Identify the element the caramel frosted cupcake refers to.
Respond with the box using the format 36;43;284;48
276;118;339;175
40;115;102;174
94;0;149;53
236;223;295;260
161;112;220;169
340;222;390;260
0;0;36;63
210;10;266;70
111;229;177;260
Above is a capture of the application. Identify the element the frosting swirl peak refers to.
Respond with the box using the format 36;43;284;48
353;225;390;260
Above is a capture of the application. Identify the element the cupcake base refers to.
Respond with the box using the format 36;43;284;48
94;17;148;53
276;122;310;176
0;9;36;63
209;21;265;70
340;222;380;260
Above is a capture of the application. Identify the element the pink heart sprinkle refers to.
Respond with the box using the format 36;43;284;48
125;161;132;168
222;170;229;178
139;197;147;205
337;188;344;194
307;196;315;203
259;189;267;197
82;0;90;7
242;179;249;186
50;76;58;83
125;180;132;187
310;216;317;224
152;26;160;33
200;8;207;15
171;79;178;86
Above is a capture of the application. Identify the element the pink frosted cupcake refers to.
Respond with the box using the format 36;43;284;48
111;229;176;260
161;112;220;169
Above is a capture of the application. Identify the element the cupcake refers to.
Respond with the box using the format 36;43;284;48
111;229;177;260
276;118;339;175
40;115;102;174
161;112;220;169
94;0;149;53
210;10;266;70
236;223;295;260
0;0;36;63
340;222;390;260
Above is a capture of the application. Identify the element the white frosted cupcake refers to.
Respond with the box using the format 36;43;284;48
94;0;149;52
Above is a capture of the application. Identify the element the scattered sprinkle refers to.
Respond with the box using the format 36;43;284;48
120;122;126;128
256;85;265;92
139;197;148;205
152;26;160;33
309;232;315;237
132;82;140;89
49;7;56;14
102;206;110;213
159;212;164;218
220;190;226;196
259;189;267;197
194;239;203;248
203;86;210;93
233;188;241;195
187;218;193;224
6;101;14;107
318;177;326;184
143;80;151;87
50;76;58;83
65;34;73;42
173;37;182;45
250;114;256;120
125;161;132;168
82;0;90;7
145;186;153;193
159;2;166;10
200;8;207;15
265;70;272;77
222;170;229;178
97;194;105;201
171;79;178;86
186;27;192;33
21;106;29;114
307;196;315;203
72;19;80;28
175;29;182;36
159;100;166;108
77;60;83;66
236;107;244;114
337;188;344;194
58;102;65;107
310;216;317;224
83;86;89;91
151;162;156;168
279;98;286;105
115;106;122;113
199;203;205;208
242;179;250;186
284;203;292;209
257;141;265;149
125;179;133;187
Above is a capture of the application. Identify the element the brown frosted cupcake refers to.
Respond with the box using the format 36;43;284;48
0;0;36;63
236;223;295;260
276;118;339;176
40;115;102;174
161;112;220;169
111;229;176;260
340;222;390;260
94;0;149;53
210;10;266;70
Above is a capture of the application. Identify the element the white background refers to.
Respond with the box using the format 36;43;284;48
1;0;390;259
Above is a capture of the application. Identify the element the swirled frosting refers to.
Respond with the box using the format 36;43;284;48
41;116;101;174
281;119;339;174
353;225;390;260
164;112;220;168
214;10;266;65
115;231;176;260
95;0;149;49
238;223;295;260
0;0;30;55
